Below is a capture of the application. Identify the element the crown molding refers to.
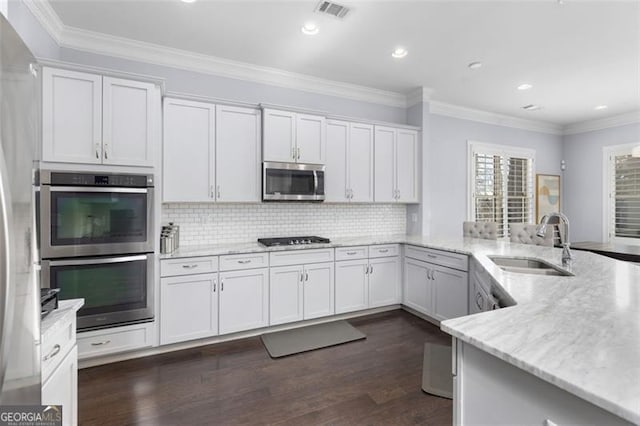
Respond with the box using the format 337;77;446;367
563;110;640;135
406;87;433;107
23;0;407;108
430;101;564;135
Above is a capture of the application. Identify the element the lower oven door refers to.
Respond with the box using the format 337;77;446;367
41;254;154;330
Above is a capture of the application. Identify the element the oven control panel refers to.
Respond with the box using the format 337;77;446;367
40;171;154;188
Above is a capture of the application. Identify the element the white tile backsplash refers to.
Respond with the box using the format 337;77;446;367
162;203;407;245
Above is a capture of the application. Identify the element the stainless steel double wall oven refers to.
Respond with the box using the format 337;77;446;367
38;170;154;330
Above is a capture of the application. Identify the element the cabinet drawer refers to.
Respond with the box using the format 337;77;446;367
161;256;218;277
335;246;368;261
219;252;268;271
405;245;469;272
78;323;153;359
368;244;400;258
42;317;76;382
269;248;335;267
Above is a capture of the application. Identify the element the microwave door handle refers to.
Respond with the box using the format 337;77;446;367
313;171;318;195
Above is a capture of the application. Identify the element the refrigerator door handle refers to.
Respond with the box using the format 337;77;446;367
0;142;15;392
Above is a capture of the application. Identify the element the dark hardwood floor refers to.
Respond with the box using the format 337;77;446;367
79;310;453;425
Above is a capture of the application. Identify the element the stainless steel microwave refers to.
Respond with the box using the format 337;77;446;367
263;162;325;201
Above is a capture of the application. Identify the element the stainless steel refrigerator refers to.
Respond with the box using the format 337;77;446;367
0;14;41;404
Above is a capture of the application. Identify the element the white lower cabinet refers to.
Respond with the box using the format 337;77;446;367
270;262;334;326
335;259;369;314
335;252;401;314
404;246;469;321
42;346;78;426
219;268;269;334
160;273;218;345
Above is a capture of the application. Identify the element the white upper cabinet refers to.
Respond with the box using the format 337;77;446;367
42;67;159;167
42;68;102;164
215;105;261;202
296;113;326;164
263;108;296;162
395;129;419;202
163;99;261;203
374;126;396;203
263;108;326;164
374;125;419;203
325;120;349;202
326;120;373;202
102;77;157;166
163;98;215;202
348;123;374;202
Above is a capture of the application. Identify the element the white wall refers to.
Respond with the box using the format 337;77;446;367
428;114;563;238
562;123;640;242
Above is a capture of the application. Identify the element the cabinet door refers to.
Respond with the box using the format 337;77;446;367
42;68;102;164
160;273;218;345
42;346;78;426
163;98;215;202
303;262;335;320
269;265;304;326
216;105;261;202
396;129;418;203
219;268;269;334
335;259;369;314
374;126;396;202
369;257;401;308
325;120;349;202
296;113;326;164
103;77;158;166
433;265;468;321
263;108;296;162
349;123;374;202
403;258;433;315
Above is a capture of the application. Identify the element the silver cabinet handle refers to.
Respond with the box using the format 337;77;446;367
95;143;100;159
300;271;304;282
397;189;400;199
370;265;374;274
427;254;437;259
43;344;61;361
475;293;483;310
237;259;251;264
210;185;215;199
217;185;221;199
213;279;217;292
345;189;350;200
90;340;111;347
291;147;296;160
103;144;109;160
182;264;199;269
221;280;224;291
379;249;389;253
297;147;301;160
346;251;357;255
365;265;369;275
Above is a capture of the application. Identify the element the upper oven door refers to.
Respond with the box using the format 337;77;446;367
39;185;154;258
263;162;325;201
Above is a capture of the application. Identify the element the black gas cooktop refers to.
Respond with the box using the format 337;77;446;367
258;236;331;247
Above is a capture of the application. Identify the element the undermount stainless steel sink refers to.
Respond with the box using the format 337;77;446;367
488;256;574;277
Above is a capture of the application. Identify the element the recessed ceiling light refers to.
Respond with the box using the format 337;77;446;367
522;104;542;111
392;47;408;59
517;83;533;91
594;105;608;110
301;22;319;35
181;0;196;3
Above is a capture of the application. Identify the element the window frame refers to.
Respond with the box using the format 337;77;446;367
467;141;536;238
603;143;640;246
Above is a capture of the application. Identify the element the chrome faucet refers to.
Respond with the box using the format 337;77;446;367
537;212;573;267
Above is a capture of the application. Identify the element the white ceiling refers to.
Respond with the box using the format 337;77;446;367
47;0;640;126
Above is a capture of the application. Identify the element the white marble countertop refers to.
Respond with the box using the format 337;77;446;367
161;235;640;422
41;299;84;342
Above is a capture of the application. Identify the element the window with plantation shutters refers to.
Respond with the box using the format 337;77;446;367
607;147;640;243
468;142;535;238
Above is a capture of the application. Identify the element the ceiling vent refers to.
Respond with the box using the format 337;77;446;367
315;1;350;19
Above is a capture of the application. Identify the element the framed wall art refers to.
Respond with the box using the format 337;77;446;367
536;174;560;223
